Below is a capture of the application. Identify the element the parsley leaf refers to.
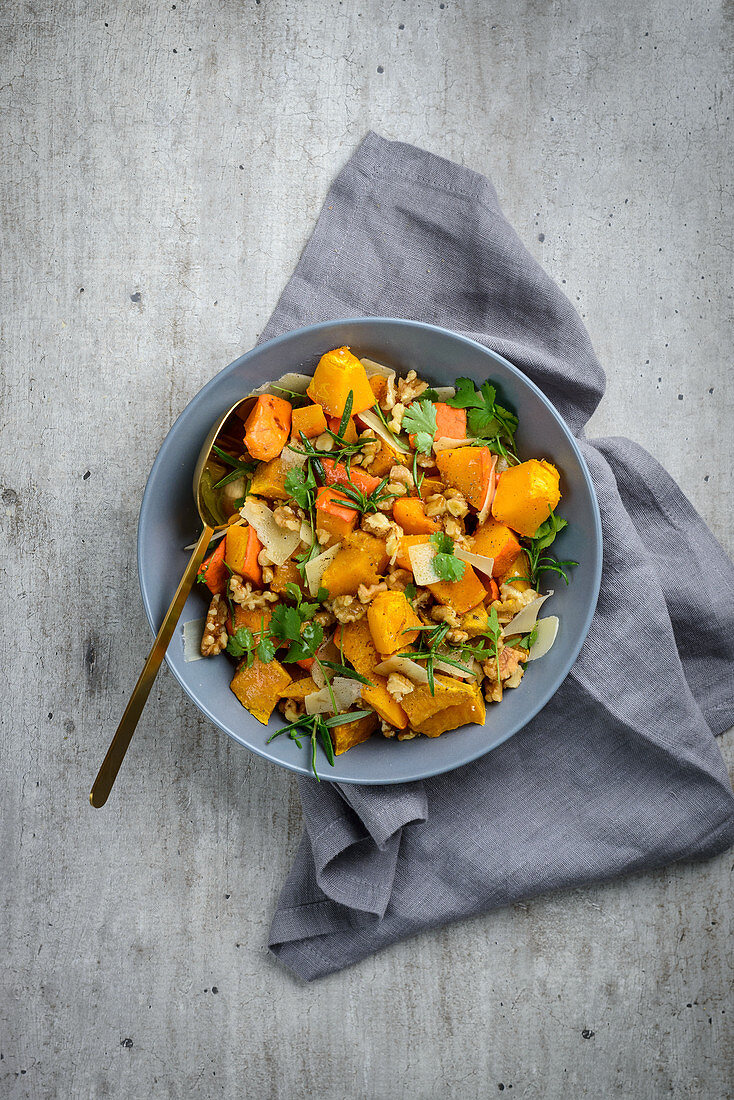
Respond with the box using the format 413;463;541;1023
226;627;255;660
429;531;466;583
402;399;438;453
283;620;324;663
523;510;578;587
256;635;277;664
530;511;568;552
268;604;302;644
316;586;329;603
404;582;417;601
445;377;518;447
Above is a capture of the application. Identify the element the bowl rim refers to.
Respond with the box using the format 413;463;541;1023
138;317;603;785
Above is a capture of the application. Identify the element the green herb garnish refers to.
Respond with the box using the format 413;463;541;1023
524;510;578;588
402;399;437;454
267;710;374;781
445;378;518;452
429;532;466;583
338;476;401;516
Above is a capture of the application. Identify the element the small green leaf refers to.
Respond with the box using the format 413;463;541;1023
402;400;438;454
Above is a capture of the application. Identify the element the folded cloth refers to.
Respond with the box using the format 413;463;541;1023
262;132;734;980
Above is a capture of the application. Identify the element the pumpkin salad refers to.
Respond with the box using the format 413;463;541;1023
194;347;577;778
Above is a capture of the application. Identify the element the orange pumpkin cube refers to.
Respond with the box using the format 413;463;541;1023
435;446;493;509
314;486;358;540
291;403;327;440
307;347;377;418
243;395;292;462
428;564;488;614
470;518;521;577
492;459;561;537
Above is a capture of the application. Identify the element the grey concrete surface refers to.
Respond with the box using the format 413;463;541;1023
1;1;732;1097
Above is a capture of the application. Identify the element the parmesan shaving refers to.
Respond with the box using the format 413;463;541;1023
182;618;206;662
241;498;301;566
501;592;554;637
455;547;495;577
360;357;396;380
477;453;498;525
432;436;479;453
299;520;314;548
374;656;429;684
526;616;559;661
432;386;456;400
356;409;410;454
407;543;441;585
304;677;363;716
433;656;478;681
251;372;313;397
304;542;341;596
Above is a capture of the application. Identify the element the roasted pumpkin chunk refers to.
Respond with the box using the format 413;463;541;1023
400;675;485;737
249;457;291;501
338;619;409;729
491;459;561;537
230;657;293;724
307;347;376;418
367;591;422;655
322;547;382;597
331;711;379;755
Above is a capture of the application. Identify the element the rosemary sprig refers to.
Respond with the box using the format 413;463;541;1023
337;476;401;515
267;710;374;780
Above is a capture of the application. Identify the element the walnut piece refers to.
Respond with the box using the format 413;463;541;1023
201;594;229;656
389;465;414;489
361;511;392;537
358;581;389;604
388;402;406;433
386;673;414;702
229;576;279;610
430;605;461;628
397;369;428;404
329;594;367;623
273;505;301;531
387;568;412;592
424;494;447;518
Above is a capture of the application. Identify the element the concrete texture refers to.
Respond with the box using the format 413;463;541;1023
1;1;732;1097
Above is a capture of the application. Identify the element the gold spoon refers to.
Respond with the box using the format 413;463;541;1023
89;396;255;807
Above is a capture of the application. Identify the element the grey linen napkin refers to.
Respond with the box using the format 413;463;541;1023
261;132;734;981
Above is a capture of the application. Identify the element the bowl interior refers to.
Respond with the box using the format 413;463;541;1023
138;319;602;784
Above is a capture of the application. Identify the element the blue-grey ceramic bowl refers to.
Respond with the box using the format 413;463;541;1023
138;318;602;784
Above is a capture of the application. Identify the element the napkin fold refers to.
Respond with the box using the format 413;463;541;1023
261;133;734;980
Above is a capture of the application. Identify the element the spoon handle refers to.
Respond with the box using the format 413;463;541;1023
89;524;215;807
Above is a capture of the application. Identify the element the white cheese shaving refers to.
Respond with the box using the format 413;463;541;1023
526;616;559;661
182;618;206;662
299;520;314;547
432;386;456;400
477;453;498;525
455;547;494;578
501;591;554;637
304;542;342;596
241;498;301;566
408;543;442;585
251;372;313;397
432;656;478;681
304;677;364;715
432;436;479;453
280;443;307;470
374;655;429;684
360;357;396;380
356;408;410;454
